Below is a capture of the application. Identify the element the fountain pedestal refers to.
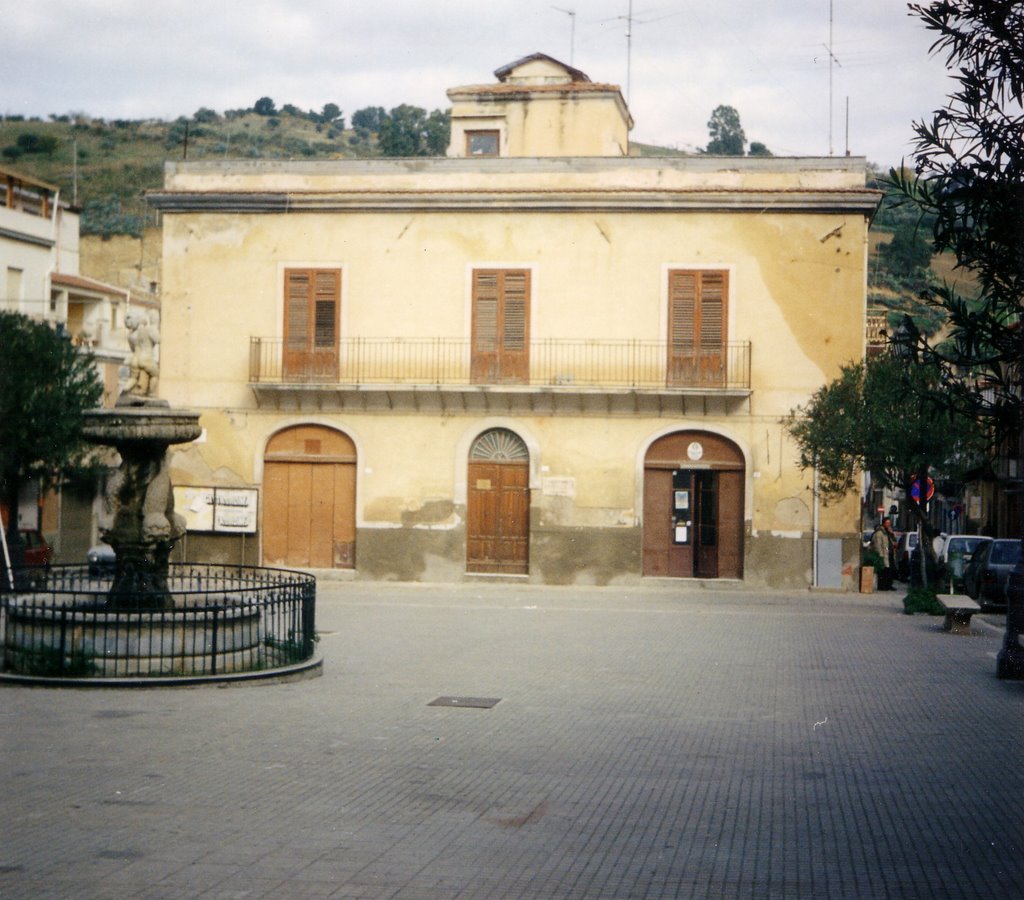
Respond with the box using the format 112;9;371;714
82;400;201;610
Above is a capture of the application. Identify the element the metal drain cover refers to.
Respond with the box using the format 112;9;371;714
428;696;501;709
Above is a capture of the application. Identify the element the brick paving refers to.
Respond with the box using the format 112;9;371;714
1;582;1022;898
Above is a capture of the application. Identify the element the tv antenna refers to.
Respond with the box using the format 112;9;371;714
551;7;577;65
604;2;677;106
822;0;843;155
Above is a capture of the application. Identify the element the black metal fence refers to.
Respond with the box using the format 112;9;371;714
1;564;316;679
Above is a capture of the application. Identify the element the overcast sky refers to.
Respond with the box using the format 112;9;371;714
4;1;954;166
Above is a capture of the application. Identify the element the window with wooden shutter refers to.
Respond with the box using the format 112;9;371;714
668;269;727;387
283;268;340;380
471;269;530;383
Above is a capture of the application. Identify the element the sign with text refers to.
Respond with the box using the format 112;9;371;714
173;486;259;534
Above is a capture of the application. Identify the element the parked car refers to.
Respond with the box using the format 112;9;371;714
964;538;1023;609
87;543;116;576
937;534;992;586
895;532;918;580
18;529;52;568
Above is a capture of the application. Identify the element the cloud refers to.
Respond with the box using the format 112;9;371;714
2;0;954;165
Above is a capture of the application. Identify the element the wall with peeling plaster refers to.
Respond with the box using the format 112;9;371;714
152;126;874;589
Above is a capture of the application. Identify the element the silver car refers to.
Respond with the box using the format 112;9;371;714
938;534;992;585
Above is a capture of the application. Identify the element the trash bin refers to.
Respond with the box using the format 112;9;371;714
997;543;1024;680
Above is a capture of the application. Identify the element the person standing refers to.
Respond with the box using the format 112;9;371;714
871;517;897;590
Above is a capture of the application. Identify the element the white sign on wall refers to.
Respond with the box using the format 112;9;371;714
173;487;259;534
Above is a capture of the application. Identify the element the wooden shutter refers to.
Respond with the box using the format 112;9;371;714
471;269;530;383
668;270;727;387
283;268;340;380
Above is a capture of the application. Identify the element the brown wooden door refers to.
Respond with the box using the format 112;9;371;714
643;468;687;576
668;270;727;387
467;461;529;573
716;471;743;579
262;426;356;568
283;268;340;380
642;469;715;578
643;432;744;580
471;269;530;384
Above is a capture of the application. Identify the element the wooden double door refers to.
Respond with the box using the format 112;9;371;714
642;432;744;579
262;425;356;569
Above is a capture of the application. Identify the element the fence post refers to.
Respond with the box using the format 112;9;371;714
302;588;316;658
210;607;219;676
58;607;68;676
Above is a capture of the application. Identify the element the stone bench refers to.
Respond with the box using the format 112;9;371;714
937;594;981;635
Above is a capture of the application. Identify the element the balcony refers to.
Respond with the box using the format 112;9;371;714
248;337;752;416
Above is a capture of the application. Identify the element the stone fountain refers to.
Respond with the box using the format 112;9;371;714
82;310;200;609
1;311;320;683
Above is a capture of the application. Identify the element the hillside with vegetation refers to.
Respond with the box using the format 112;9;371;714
0;99;446;238
2;102;957;330
866;165;975;338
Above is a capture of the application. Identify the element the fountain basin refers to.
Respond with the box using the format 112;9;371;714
82;405;202;447
0;564;320;685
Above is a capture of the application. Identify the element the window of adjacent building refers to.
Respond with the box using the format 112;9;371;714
466;130;500;157
283;268;340;380
6;267;23;305
471;269;530;384
667;269;728;387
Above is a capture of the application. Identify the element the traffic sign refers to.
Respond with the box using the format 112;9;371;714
910;475;935;504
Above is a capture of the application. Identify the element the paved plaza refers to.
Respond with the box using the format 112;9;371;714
1;581;1022;898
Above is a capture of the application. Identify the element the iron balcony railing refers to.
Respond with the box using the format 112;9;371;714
250;338;752;391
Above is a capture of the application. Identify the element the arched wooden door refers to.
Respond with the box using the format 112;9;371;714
643;431;744;579
467;429;530;574
262;425;356;569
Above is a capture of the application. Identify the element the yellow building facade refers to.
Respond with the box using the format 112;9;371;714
149;55;879;588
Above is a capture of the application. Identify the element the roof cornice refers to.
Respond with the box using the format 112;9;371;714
147;187;882;216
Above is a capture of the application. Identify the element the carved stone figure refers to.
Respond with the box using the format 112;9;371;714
84;407;201;609
122;310;160;399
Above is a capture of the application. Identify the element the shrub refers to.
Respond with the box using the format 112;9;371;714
903;585;944;616
862;548;885;573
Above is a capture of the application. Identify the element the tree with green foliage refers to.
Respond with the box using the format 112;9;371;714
0;313;103;581
15;132;58;156
786;352;986;582
888;1;1024;464
788;353;984;504
352;106;385;132
81;195;142;239
253;96;277;116
748;141;772;157
320;103;342;125
705;105;745;155
378;105;450;156
879;220;933;279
